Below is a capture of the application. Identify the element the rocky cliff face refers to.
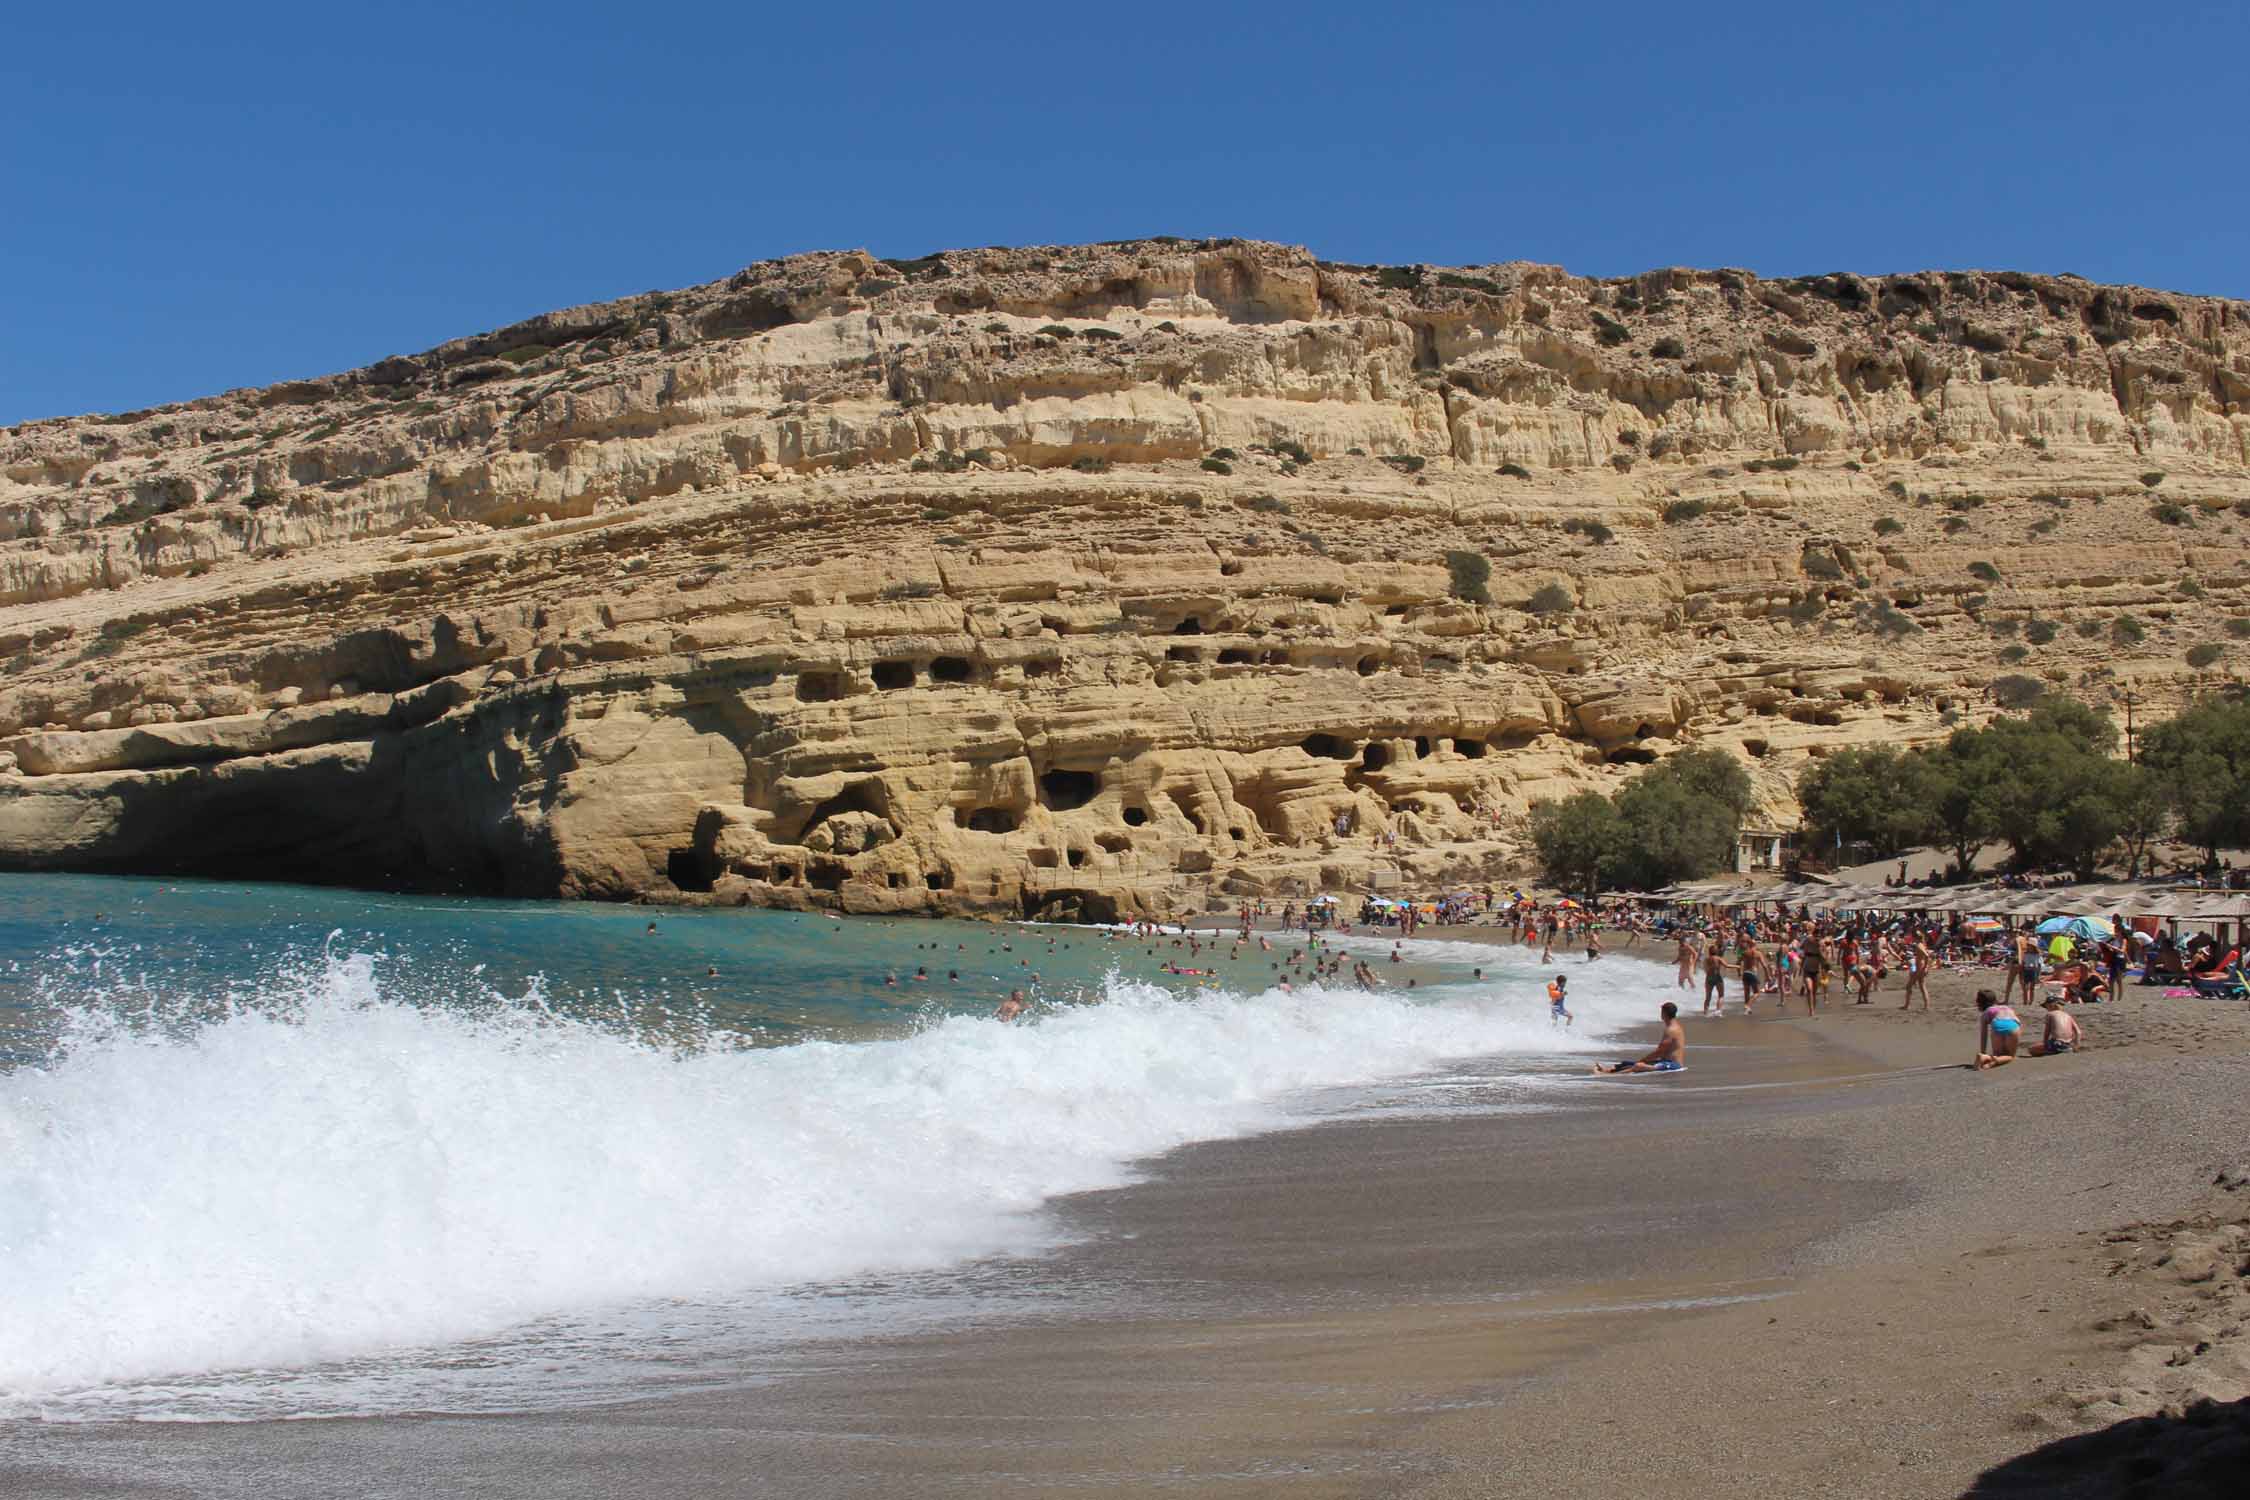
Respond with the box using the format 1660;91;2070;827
2;240;2246;914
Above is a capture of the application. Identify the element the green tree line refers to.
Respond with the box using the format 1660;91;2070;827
1796;694;2250;880
1526;748;1754;893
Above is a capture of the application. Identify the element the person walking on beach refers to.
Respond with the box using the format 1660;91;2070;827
1594;1001;1686;1074
2004;929;2039;1004
1676;931;1699;990
1701;939;1728;1015
1738;936;1765;1014
1901;936;1934;1012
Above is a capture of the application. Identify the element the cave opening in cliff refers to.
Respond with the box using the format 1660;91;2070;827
930;656;974;684
1066;848;1087;868
665;848;715;893
1165;789;1208;834
1216;648;1254;665
795;670;848;702
799;781;893;843
1361;743;1392;771
1166;645;1201;663
1413;736;1432;758
1301;733;1352;760
1173;616;1206;635
1095;832;1130;852
1456;737;1486;758
957;805;1021;834
1356;656;1381;676
1038;768;1100;810
1743;738;1770;758
1023;657;1060;678
1607;746;1658;765
872;660;915;690
925;866;953;889
1121;804;1149;827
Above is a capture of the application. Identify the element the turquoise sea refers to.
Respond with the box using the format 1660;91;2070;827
0;873;1664;1423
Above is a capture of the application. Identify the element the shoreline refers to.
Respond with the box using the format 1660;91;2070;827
4;936;2245;1498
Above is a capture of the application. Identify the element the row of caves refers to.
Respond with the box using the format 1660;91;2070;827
790;642;1477;703
774;728;1536;872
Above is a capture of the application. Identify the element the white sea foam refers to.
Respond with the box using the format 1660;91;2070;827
0;946;1663;1413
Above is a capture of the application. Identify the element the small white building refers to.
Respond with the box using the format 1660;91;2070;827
1737;828;1795;873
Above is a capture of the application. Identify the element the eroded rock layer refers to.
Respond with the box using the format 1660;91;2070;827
2;240;2246;914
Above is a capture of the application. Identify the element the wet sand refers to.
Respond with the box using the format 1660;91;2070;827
6;965;2246;1499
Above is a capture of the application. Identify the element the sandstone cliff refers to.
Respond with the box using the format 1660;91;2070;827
2;240;2245;915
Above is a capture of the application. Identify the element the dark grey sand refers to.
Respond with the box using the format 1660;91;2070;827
6;981;2246;1499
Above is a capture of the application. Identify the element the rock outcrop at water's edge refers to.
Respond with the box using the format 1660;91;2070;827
2;239;2247;915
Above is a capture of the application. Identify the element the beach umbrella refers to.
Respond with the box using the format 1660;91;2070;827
1962;917;2004;935
1554;897;1581;909
2035;915;2113;942
1308;894;1338;905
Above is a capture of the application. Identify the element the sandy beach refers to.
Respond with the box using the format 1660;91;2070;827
4;938;2245;1500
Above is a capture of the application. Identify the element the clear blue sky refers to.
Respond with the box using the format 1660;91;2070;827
5;1;2244;425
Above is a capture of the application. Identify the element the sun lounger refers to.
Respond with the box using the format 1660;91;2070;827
2188;963;2248;999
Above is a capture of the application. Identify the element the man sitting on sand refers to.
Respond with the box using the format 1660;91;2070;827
1595;1001;1686;1074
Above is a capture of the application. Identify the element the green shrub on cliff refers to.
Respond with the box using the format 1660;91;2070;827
1445;550;1492;604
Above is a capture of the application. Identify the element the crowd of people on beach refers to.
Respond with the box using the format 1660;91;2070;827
755;873;2239;1084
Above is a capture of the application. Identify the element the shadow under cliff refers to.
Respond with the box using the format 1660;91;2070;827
1962;1397;2250;1498
0;692;573;898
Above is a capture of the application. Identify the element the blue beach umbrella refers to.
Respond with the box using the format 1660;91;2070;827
2035;915;2114;942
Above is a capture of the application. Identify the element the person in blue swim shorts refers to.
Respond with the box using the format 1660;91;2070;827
1595;1001;1687;1075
